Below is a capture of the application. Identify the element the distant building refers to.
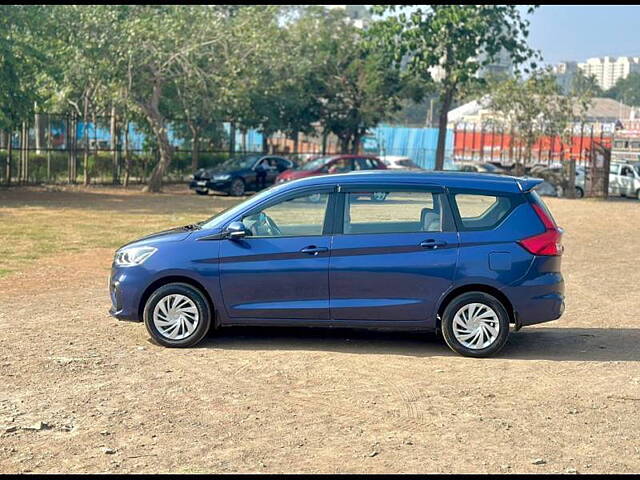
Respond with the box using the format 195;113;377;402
552;61;579;93
446;96;638;126
578;56;640;90
429;48;513;83
325;5;371;29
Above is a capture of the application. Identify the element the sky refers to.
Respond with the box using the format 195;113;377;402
520;5;640;64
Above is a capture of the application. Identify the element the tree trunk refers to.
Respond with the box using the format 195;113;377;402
82;97;90;186
141;82;172;193
567;158;576;199
46;114;52;181
123;119;131;188
5;130;12;185
293;131;299;154
34;113;44;154
21;122;28;183
229;121;236;156
110;105;119;184
339;136;350;153
322;130;328;155
262;133;269;154
435;88;454;171
190;125;200;171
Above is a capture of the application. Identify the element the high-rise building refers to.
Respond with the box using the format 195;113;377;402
552;61;579;93
578;56;640;90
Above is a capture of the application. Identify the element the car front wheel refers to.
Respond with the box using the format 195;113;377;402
143;283;211;348
195;188;209;196
441;292;510;358
575;186;584;198
229;178;245;197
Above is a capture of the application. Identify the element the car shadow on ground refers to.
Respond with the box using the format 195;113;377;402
198;326;640;362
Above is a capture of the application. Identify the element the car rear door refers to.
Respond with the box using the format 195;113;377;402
329;184;459;324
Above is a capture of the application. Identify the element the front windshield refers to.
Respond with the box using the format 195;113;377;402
221;155;260;170
301;156;332;171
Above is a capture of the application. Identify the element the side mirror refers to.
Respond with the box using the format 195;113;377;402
225;221;247;240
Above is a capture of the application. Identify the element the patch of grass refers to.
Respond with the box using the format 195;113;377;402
0;187;240;275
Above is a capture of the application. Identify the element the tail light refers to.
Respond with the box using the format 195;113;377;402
519;203;564;256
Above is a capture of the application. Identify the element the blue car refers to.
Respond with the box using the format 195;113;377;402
109;171;564;357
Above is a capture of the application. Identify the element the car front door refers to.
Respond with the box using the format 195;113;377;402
329;185;459;324
219;187;335;321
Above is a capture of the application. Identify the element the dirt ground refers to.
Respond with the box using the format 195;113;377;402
0;185;639;474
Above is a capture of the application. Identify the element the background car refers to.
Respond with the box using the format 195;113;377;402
276;154;387;183
452;161;508;175
380;155;422;169
190;154;297;196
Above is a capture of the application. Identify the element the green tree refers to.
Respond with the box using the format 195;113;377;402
487;69;594;187
604;72;640;106
369;5;538;170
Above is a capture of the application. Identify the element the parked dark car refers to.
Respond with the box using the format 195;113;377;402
189;154;297;196
275;154;387;183
110;170;565;358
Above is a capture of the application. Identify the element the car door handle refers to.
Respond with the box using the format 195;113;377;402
420;239;447;249
300;246;328;255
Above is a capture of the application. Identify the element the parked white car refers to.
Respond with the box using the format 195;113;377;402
610;162;640;200
380;156;421;169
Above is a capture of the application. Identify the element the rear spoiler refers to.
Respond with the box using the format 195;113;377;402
516;177;543;192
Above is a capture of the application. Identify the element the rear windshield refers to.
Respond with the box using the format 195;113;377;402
451;191;518;230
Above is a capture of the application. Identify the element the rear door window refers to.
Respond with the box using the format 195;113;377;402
451;192;517;230
342;190;446;234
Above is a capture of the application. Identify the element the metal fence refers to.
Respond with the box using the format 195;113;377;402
452;122;615;167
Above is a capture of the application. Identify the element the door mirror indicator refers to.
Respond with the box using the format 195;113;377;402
225;221;248;240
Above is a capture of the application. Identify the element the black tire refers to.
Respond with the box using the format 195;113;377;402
143;283;212;348
229;178;245;197
575;186;584;198
636;189;640;201
441;291;510;358
195;189;209;196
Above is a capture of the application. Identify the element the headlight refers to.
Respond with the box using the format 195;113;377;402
213;174;230;181
114;246;157;267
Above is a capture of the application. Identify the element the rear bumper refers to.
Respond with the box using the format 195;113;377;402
503;271;565;327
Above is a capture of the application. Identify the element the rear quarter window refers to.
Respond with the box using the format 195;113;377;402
451;191;520;231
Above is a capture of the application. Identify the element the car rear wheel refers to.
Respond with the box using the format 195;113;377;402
143;283;211;348
229;178;245;197
441;292;510;358
575;186;584;198
195;188;209;196
636;189;640;201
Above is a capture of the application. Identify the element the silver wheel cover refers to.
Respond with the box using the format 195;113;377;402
452;302;500;350
153;294;199;340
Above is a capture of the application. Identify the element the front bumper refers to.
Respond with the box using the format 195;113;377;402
189;179;232;192
108;266;147;322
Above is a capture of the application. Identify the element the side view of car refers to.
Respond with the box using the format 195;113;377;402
275;154;387;183
610;162;640;199
380;155;422;169
110;171;565;358
189;154;297;196
453;161;508;175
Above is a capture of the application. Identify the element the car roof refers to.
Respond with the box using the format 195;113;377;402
280;170;536;193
